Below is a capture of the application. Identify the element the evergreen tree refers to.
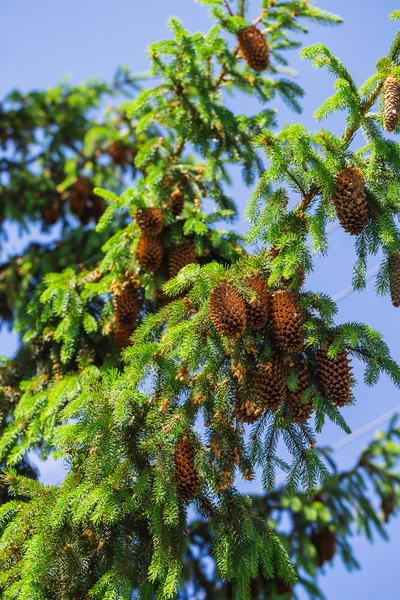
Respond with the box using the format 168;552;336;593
1;1;400;598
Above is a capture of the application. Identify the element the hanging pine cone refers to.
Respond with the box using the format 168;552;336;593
137;234;164;274
168;239;197;279
271;291;305;353
70;176;93;217
107;141;130;165
286;361;313;424
135;207;164;237
311;526;337;567
383;74;400;132
232;397;264;424
254;354;286;411
388;252;400;307
168;188;184;216
332;167;368;236
42;198;61;226
209;283;247;339
246;275;270;331
238;26;269;72
114;282;142;350
316;346;353;407
174;437;202;501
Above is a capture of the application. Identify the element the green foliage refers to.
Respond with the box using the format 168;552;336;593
0;1;400;598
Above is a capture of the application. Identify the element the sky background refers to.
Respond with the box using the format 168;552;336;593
1;0;400;597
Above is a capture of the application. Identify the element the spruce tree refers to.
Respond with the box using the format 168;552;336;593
1;1;400;598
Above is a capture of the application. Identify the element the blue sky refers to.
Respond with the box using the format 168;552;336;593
1;0;400;597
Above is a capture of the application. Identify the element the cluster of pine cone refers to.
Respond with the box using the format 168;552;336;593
208;276;353;425
135;197;197;279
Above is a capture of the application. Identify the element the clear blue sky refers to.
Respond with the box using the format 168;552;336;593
1;1;399;597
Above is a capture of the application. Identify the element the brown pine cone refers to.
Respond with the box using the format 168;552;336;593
246;275;270;331
286;361;313;424
383;74;400;132
174;437;202;501
209;283;247;339
316;346;353;407
135;207;164;237
107;141;130;165
168;239;197;279
332;167;368;236
42;198;61;226
238;26;269;72
137;234;164;274
311;526;337;567
254;354;286;411
271;291;305;353
388;252;400;307
168;188;184;216
114;282;142;351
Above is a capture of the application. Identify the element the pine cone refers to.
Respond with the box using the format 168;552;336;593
383;74;400;132
271;291;304;353
168;188;184;216
107;141;130;165
42;198;61;226
311;526;337;567
73;176;93;200
135;207;164;237
70;176;93;217
246;275;270;331
286;361;313;424
254;354;286;411
174;437;201;501
209;283;247;339
137;234;164;274
114;282;142;351
316;347;353;407
232;397;264;424
238;26;269;72
333;167;368;235
388;252;400;307
168;239;197;279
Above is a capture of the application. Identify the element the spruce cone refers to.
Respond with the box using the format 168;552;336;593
246;275;270;331
232;397;263;424
209;283;247;339
135;207;164;237
168;239;197;279
316;347;353;407
42;198;61;226
254;354;286;411
107;141;130;165
332;167;368;235
311;526;337;567
70;176;93;217
137;234;164;274
286;361;313;424
168;188;184;216
238;26;269;72
114;282;142;350
174;437;201;501
271;291;305;353
388;252;400;307
383;74;400;132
